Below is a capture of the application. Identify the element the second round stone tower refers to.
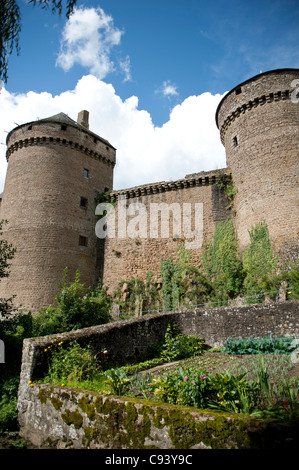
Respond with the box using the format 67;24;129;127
216;68;299;263
0;111;115;312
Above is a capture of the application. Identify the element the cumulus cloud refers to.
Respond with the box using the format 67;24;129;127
56;6;130;81
0;75;226;193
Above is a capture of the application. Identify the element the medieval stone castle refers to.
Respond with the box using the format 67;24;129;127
0;68;298;313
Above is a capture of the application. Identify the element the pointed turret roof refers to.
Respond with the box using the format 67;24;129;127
6;111;115;149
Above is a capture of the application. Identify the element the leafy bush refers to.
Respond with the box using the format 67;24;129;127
0;398;18;432
223;335;297;354
0;377;19;432
281;264;299;300
160;322;205;362
33;270;112;336
43;340;100;384
0;311;33;381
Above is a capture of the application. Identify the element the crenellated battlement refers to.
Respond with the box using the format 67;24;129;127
6;135;116;168
111;168;230;200
218;88;291;144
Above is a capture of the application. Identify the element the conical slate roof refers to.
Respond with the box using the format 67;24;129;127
39;112;79;127
6;112;115;149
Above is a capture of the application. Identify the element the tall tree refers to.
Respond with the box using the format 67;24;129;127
0;0;77;83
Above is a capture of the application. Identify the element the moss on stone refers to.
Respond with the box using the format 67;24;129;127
34;383;298;449
78;396;97;421
50;396;63;410
61;409;83;429
37;387;49;404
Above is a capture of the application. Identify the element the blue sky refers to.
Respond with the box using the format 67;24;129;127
0;0;298;192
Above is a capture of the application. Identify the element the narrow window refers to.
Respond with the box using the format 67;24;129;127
79;235;88;247
233;136;239;147
83;168;89;178
235;87;242;96
80;197;88;208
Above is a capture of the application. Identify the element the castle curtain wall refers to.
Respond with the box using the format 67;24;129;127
101;169;231;295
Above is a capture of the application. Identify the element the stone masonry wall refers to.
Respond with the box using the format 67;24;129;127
17;300;299;448
101;168;231;294
216;69;299;262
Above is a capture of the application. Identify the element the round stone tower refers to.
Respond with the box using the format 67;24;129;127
0;111;116;312
216;68;299;263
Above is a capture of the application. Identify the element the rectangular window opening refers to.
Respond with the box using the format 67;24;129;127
79;235;88;247
235;87;242;96
80;197;88;208
83;168;89;178
61;125;67;131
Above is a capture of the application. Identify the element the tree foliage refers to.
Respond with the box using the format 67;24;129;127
32;269;112;335
0;1;21;84
0;0;77;83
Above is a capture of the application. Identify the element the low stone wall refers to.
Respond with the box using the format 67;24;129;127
17;301;299;449
19;383;298;449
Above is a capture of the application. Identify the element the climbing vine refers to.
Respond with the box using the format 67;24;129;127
242;221;279;302
201;219;244;302
112;220;297;314
216;174;237;210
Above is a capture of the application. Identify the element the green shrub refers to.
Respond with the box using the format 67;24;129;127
281;264;299;300
33;270;112;335
0;311;33;381
160;322;205;362
31;305;64;337
0;377;19;432
0;397;18;432
43;340;100;384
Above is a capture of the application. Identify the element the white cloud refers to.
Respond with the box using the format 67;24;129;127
119;55;132;82
0;75;226;194
56;6;130;81
156;80;179;98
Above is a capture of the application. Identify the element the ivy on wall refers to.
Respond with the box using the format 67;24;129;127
112;219;298;314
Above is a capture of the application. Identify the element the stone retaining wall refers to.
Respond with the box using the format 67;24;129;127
17;301;299;448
